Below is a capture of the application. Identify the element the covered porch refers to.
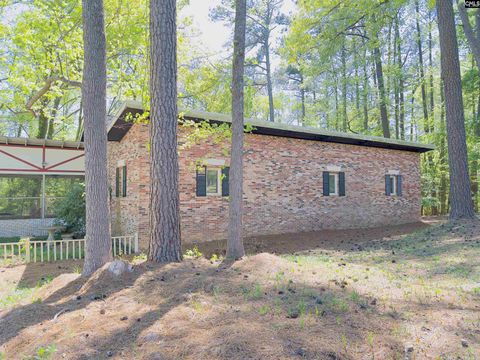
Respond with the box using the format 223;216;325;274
0;136;85;237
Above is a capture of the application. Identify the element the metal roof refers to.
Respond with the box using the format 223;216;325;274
108;100;435;153
0;135;84;149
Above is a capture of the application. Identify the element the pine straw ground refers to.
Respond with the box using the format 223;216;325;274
0;220;479;360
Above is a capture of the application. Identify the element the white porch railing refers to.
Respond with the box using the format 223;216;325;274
0;234;138;264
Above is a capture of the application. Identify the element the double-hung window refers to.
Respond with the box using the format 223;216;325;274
115;165;127;198
206;168;222;195
385;174;402;196
196;166;230;197
323;171;345;196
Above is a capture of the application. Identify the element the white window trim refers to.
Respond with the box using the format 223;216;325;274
326;165;342;172
206;168;222;196
329;172;339;196
205;158;225;166
387;169;400;175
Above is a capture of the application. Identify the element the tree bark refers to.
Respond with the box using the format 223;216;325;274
428;14;435;119
439;83;448;214
334;72;339;131
354;39;360;116
300;86;306;125
362;46;369;131
415;0;430;133
265;32;275;123
458;3;480;71
227;0;247;260
373;44;390;138
341;43;348;132
394;13;405;140
148;0;182;262
436;0;476;220
81;0;112;276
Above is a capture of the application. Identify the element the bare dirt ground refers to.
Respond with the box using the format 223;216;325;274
0;219;479;360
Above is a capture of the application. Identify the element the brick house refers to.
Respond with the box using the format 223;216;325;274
107;101;434;249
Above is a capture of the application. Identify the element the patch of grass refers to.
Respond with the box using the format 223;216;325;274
29;344;57;360
212;285;222;300
348;290;361;303
0;276;53;309
184;246;202;259
320;293;350;313
132;252;147;263
443;264;471;278
190;300;203;312
258;304;270;315
284;254;333;266
242;283;264;300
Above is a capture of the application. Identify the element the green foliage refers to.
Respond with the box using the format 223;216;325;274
183;245;202;259
31;345;57;360
0;276;52;309
54;183;85;235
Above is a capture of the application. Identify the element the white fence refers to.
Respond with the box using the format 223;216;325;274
0;234;138;264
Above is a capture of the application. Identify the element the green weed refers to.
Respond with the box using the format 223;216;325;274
184;246;202;259
258;304;270;315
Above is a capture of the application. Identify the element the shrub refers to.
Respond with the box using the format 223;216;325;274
54;183;85;236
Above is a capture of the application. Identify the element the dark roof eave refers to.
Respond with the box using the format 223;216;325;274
107;103;435;153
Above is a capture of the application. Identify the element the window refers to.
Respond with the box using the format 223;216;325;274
116;165;127;198
0;175;42;219
323;171;345;196
206;169;220;195
196;166;229;197
0;174;84;219
385;174;402;196
328;173;338;196
44;175;84;217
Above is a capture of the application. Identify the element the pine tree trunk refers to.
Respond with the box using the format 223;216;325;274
300;87;306;126
373;44;390;138
148;0;182;262
82;0;112;276
439;83;448;214
458;3;480;71
428;13;438;214
341;43;348;132
393;18;399;139
436;0;476;220
334;73;339;131
362;46;369;131
428;15;435;118
227;0;247;260
395;13;405;140
265;35;275;123
354;39;360;116
415;0;430;133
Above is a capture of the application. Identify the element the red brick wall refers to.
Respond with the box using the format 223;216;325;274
108;123;421;249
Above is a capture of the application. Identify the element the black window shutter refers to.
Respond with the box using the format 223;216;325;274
323;172;330;196
122;166;127;197
385;175;391;196
339;172;345;196
397;175;402;196
115;168;120;197
196;166;207;197
221;167;230;196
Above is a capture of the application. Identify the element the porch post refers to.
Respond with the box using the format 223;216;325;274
41;174;46;219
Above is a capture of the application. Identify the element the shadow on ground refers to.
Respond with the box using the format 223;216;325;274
195;221;432;258
2;255;404;359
